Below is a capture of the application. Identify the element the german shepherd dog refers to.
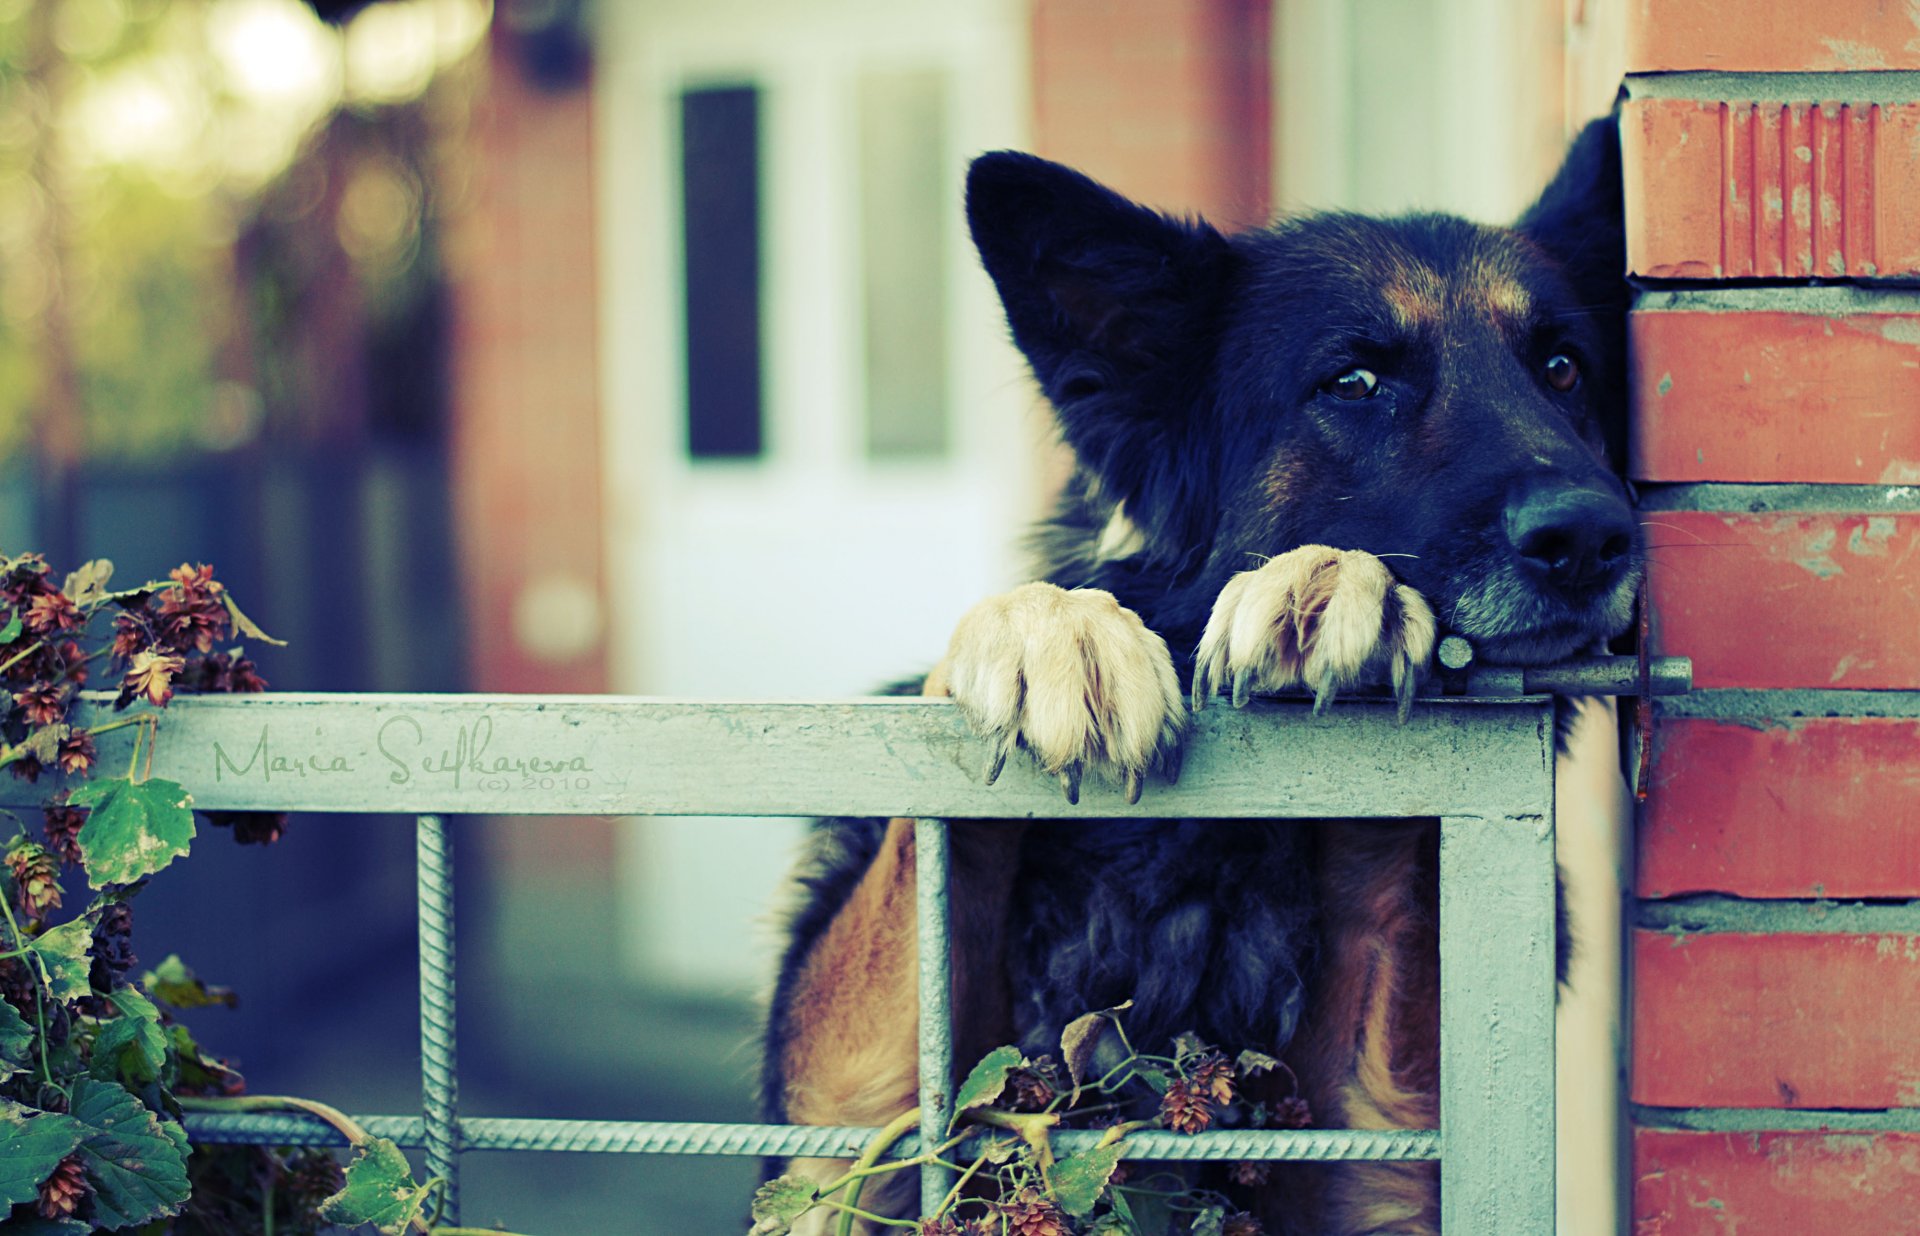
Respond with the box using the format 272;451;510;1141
764;115;1638;1235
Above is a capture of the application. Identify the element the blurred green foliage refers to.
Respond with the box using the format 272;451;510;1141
0;0;479;466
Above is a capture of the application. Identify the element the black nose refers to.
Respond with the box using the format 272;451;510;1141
1503;479;1635;591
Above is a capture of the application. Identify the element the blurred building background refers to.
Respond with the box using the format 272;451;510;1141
0;0;1629;1229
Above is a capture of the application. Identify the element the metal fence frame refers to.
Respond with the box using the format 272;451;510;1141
20;660;1684;1232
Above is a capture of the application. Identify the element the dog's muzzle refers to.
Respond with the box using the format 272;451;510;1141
1502;476;1636;596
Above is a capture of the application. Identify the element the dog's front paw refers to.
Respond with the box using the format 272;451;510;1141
939;582;1185;804
1192;546;1437;716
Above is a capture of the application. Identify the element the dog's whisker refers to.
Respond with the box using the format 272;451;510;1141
1637;519;1706;542
1372;553;1420;560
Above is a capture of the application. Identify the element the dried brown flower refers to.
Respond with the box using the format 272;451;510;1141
36;1154;89;1219
1273;1095;1313;1129
6;838;62;917
17;683;66;726
111;613;149;660
122;650;186;707
1228;1161;1271;1188
999;1188;1067;1236
1160;1077;1214;1134
42;803;86;865
56;731;96;776
1191;1051;1236;1106
25;591;81;635
1222;1214;1264;1236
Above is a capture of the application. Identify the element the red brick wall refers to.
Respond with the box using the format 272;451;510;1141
448;33;610;700
1029;0;1270;229
1622;5;1920;1230
446;33;612;872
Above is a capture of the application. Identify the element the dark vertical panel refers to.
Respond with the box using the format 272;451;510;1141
680;86;764;460
858;70;951;458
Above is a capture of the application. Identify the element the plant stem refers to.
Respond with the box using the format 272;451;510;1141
177;1094;373;1146
0;888;54;1087
0;639;44;676
262;1175;275;1236
816;1199;920;1229
83;714;154;739
933;1145;994;1219
833;1107;922;1236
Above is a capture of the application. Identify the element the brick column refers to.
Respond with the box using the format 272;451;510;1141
1622;8;1920;1230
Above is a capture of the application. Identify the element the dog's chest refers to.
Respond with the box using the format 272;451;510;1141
1006;820;1320;1060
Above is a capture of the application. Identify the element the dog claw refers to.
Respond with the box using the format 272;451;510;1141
1311;681;1337;715
1161;743;1184;786
1059;764;1082;805
1231;669;1254;709
1123;768;1144;805
985;743;1009;785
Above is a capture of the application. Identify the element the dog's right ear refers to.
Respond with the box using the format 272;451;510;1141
966;152;1232;491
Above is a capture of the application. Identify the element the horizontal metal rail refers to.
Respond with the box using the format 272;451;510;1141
180;1114;1442;1161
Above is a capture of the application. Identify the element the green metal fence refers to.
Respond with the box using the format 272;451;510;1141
10;656;1688;1231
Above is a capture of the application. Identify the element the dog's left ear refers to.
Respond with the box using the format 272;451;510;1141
1518;111;1627;316
1517;111;1631;458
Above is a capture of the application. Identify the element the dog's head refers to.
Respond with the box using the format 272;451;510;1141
968;118;1639;665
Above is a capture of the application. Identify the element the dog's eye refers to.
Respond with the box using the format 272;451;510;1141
1326;367;1379;401
1544;353;1580;392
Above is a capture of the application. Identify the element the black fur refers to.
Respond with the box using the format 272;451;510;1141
766;115;1634;1122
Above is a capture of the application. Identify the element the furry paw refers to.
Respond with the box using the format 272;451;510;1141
1192;546;1437;717
940;582;1185;803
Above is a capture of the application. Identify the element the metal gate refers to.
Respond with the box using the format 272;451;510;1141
39;655;1685;1232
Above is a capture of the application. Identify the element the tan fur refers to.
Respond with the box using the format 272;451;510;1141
1383;265;1444;331
1274;821;1441;1236
942;582;1185;797
1462;249;1533;326
1193;546;1437;710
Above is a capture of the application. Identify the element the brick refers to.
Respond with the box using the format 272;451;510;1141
1634;1128;1920;1235
1641;716;1920;898
1622;98;1920;280
1645;510;1920;688
1631;930;1920;1108
1626;0;1920;72
1630;308;1920;484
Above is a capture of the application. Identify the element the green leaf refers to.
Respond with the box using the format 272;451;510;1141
61;560;114;608
0;997;33;1082
0;1102;86;1211
70;778;195;889
1234;1049;1280;1077
1049;1141;1126;1217
952;1044;1024;1120
316;1137;432;1236
219;593;286;646
1060;1001;1131;1100
67;1078;190;1230
30;918;94;1004
165;1024;243;1096
22;724;68;766
141;955;237;1010
1188;1205;1227;1236
1112;1188;1174;1236
1130;1065;1171;1094
0;612;20;644
92;988;168;1086
747;1173;819;1236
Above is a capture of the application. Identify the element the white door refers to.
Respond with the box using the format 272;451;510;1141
594;0;1035;996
